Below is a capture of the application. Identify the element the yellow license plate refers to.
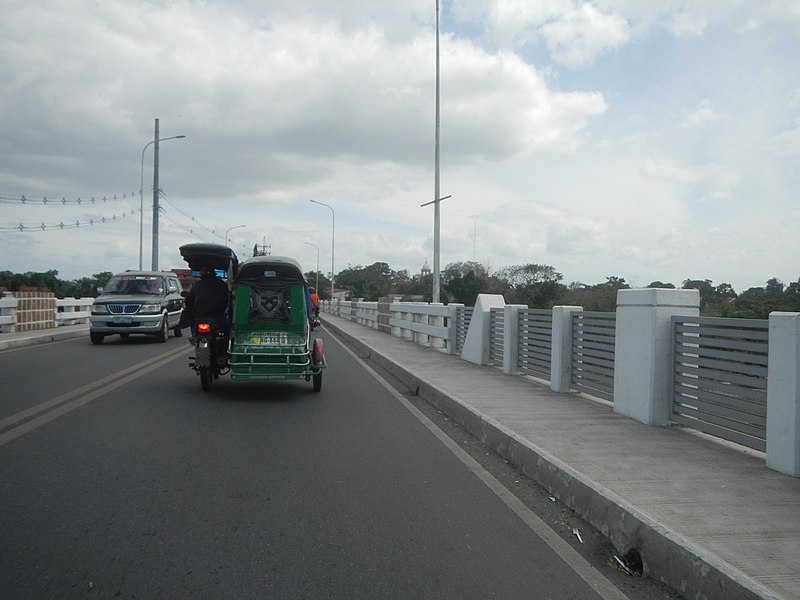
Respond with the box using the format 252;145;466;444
251;334;288;345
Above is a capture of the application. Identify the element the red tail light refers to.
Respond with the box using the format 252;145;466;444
197;322;211;334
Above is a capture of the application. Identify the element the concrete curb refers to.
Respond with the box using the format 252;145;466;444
325;320;782;600
0;325;89;351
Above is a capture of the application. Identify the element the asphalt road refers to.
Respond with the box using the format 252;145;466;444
0;328;676;599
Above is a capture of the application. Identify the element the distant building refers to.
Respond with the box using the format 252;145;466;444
421;260;431;277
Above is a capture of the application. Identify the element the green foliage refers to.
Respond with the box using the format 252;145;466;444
647;281;676;289
717;279;800;319
441;261;503;305
304;270;330;299
559;276;631;312
0;270;116;298
499;263;566;308
334;262;396;301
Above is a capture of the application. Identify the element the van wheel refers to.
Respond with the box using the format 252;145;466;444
156;316;168;343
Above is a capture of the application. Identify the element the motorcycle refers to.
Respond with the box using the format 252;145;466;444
189;319;229;391
179;242;326;393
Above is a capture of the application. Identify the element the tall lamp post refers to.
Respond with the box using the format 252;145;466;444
433;0;441;302
225;224;246;246
309;200;334;301
139;129;185;270
305;241;320;291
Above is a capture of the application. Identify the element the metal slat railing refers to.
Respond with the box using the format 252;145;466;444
571;311;616;401
672;316;768;451
488;307;504;367
455;306;473;355
517;309;552;380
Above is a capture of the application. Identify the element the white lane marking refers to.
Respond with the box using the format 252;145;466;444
329;332;631;600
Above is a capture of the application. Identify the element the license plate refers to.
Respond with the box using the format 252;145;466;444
114;316;132;324
251;334;288;345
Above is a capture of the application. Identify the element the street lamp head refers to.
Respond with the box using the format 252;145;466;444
224;224;246;245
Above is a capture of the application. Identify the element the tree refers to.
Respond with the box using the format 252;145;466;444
335;262;395;300
715;282;737;298
559;276;630;312
499;264;566;308
765;277;784;294
304;271;331;299
441;262;494;305
682;279;738;315
647;281;675;289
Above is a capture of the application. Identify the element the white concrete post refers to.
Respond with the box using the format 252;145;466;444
550;306;583;392
390;302;401;337
430;303;445;349
461;294;505;366
766;312;800;477
403;307;414;341
502;304;526;375
613;288;700;425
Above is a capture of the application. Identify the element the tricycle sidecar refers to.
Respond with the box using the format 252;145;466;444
228;255;326;390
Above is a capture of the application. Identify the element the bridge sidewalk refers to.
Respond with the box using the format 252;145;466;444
322;315;800;600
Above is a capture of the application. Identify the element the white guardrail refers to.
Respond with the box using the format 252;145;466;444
0;293;93;333
322;298;463;354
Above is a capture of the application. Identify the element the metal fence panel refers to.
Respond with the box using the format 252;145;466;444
672;316;768;452
455;306;474;355
571;311;616;401
517;309;552;380
489;307;504;367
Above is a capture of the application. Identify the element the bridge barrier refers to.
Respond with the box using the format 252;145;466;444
322;290;800;477
0;292;93;333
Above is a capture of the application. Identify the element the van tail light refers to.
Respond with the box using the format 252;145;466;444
197;322;211;334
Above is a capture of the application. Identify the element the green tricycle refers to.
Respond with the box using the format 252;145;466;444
179;243;326;392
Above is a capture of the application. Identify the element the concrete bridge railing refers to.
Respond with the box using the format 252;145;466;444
0;292;93;333
323;290;800;478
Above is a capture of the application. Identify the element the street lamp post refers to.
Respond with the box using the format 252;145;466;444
139;119;186;271
309;200;334;301
433;0;442;303
305;241;320;291
225;225;246;246
139;122;185;270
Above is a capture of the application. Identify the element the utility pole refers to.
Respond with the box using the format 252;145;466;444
151;118;160;270
254;236;271;256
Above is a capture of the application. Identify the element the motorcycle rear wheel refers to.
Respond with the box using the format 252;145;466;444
200;366;213;390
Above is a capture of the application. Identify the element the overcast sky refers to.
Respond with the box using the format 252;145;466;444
1;0;799;293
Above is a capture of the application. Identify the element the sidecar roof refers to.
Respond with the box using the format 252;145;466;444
235;256;305;287
179;243;239;273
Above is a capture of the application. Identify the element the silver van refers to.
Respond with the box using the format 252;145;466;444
90;271;184;344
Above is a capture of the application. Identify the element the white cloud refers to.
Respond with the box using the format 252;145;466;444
697;190;732;204
452;0;630;67
665;10;709;37
739;0;800;32
539;3;631;68
0;0;799;294
682;99;719;128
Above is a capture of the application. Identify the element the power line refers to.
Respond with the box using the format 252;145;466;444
0;210;137;232
1;191;244;252
0;192;140;231
0;193;135;205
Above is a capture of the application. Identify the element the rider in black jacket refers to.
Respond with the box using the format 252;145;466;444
179;266;229;330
